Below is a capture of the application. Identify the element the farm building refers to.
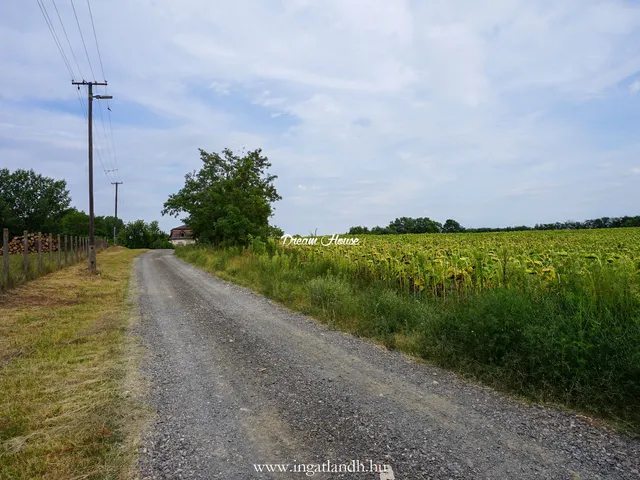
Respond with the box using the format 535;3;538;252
169;225;196;246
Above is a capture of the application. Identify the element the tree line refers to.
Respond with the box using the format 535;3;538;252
1;168;171;249
348;215;640;235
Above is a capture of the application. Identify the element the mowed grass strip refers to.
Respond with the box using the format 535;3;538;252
0;247;149;479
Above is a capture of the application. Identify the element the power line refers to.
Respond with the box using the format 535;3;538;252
86;0;120;181
106;103;120;181
76;86;115;182
86;0;105;80
75;86;88;119
69;0;95;79
96;100;116;176
38;0;118;182
36;0;74;79
91;115;112;177
51;0;84;80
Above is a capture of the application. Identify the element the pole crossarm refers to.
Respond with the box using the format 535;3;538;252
72;80;107;86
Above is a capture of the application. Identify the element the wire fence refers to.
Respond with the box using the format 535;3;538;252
1;228;109;292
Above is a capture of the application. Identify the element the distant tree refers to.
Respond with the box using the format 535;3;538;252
346;213;640;237
388;217;414;234
348;226;370;235
118;219;172;249
59;210;125;243
370;226;389;235
0;168;71;235
94;216;108;238
102;216;125;241
442;219;464;233
61;209;90;236
162;148;281;247
413;217;442;234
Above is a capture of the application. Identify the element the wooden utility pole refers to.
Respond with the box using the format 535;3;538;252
72;80;112;272
111;181;123;246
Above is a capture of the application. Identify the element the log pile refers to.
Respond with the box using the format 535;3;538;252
1;234;61;255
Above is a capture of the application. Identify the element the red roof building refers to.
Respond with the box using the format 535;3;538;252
169;225;195;246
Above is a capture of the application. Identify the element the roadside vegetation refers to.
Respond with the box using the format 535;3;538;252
1;252;67;291
176;228;640;435
163;146;638;433
0;247;149;479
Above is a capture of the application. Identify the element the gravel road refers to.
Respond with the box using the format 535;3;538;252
135;249;639;479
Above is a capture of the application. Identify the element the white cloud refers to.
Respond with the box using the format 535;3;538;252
1;0;640;233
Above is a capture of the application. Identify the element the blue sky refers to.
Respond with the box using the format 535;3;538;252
1;0;640;235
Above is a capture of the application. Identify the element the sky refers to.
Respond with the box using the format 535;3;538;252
1;0;640;235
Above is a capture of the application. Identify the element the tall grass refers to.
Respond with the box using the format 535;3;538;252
1;248;91;292
176;244;640;434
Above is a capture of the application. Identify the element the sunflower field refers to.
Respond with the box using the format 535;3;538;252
177;228;640;432
277;229;640;299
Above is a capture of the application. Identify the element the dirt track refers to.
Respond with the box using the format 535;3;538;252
135;249;639;479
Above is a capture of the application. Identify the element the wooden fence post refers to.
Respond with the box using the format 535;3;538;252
57;234;61;268
49;233;53;264
23;230;29;279
74;236;78;263
64;235;68;265
37;232;43;273
3;228;8;287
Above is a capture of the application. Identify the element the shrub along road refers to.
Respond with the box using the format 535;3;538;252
136;250;639;479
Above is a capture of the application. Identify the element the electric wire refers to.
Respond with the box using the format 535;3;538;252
86;0;120;181
69;0;96;80
36;0;74;79
37;0;118;181
51;0;84;80
86;0;105;81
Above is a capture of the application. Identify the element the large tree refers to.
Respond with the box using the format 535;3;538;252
442;219;464;233
0;168;71;235
162;148;282;247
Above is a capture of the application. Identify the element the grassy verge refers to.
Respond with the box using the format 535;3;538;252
176;245;640;435
0;247;150;479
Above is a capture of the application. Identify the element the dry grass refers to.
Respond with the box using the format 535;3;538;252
0;247;150;479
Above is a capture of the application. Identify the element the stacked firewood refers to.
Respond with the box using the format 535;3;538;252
1;233;61;255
